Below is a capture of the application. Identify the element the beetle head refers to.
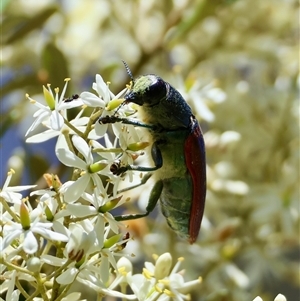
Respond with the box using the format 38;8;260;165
125;75;168;107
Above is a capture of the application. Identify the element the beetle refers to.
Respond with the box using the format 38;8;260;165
99;63;206;243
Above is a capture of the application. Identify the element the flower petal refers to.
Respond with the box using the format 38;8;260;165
50;110;64;131
93;74;108;99
33;226;69;242
94;122;108;137
63;174;90;202
56;267;78;284
60;292;82;301
41;254;66;266
23;230;38;254
27;129;60;144
1;228;23;252
56;148;87;170
66;203;96;217
80;91;105;107
6;185;37;192
72;135;93;165
25;110;50;136
91;174;105;196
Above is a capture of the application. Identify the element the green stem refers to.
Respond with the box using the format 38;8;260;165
92;147;122;153
82;108;103;140
0;197;20;222
63;117;84;137
52;282;74;301
61;130;75;154
46;259;73;281
15;279;30;299
34;272;50;301
2;259;34;277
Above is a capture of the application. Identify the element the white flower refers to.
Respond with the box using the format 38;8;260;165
90;133;116;162
25;79;83;136
41;225;135;300
0;269;35;300
56;135;106;202
80;74;111;108
154;252;172;279
66;190;122;234
92;121;150;185
1;202;68;254
126;253;201;301
26;108;88;145
41;223;98;286
0;270;19;301
31;190;70;237
117;256;133;275
0;169;36;204
66;223;95;261
80;74;128;137
58;202;113;255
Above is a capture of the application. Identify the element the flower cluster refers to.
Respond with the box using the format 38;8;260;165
0;75;202;300
117;252;201;301
1;74;289;300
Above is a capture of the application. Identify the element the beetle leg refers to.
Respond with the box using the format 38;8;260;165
111;142;163;175
115;180;163;221
99;115;157;130
117;173;153;194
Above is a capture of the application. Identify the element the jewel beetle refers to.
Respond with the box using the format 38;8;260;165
99;63;206;244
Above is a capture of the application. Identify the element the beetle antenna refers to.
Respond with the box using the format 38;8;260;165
122;60;134;82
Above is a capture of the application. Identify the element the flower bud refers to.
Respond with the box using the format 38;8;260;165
43;86;55;110
99;196;122;213
44;204;54;221
20;202;31;230
27;257;41;272
88;161;107;173
154;252;172;280
127;142;150;151
106;99;124;111
274;294;287;301
117;257;133;274
103;234;122;249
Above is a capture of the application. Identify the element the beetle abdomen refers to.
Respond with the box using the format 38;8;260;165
150;129;195;240
159;177;193;239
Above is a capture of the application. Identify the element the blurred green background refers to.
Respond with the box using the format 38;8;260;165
1;0;299;300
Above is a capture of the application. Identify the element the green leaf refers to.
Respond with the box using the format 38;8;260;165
3;7;58;44
41;43;70;90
